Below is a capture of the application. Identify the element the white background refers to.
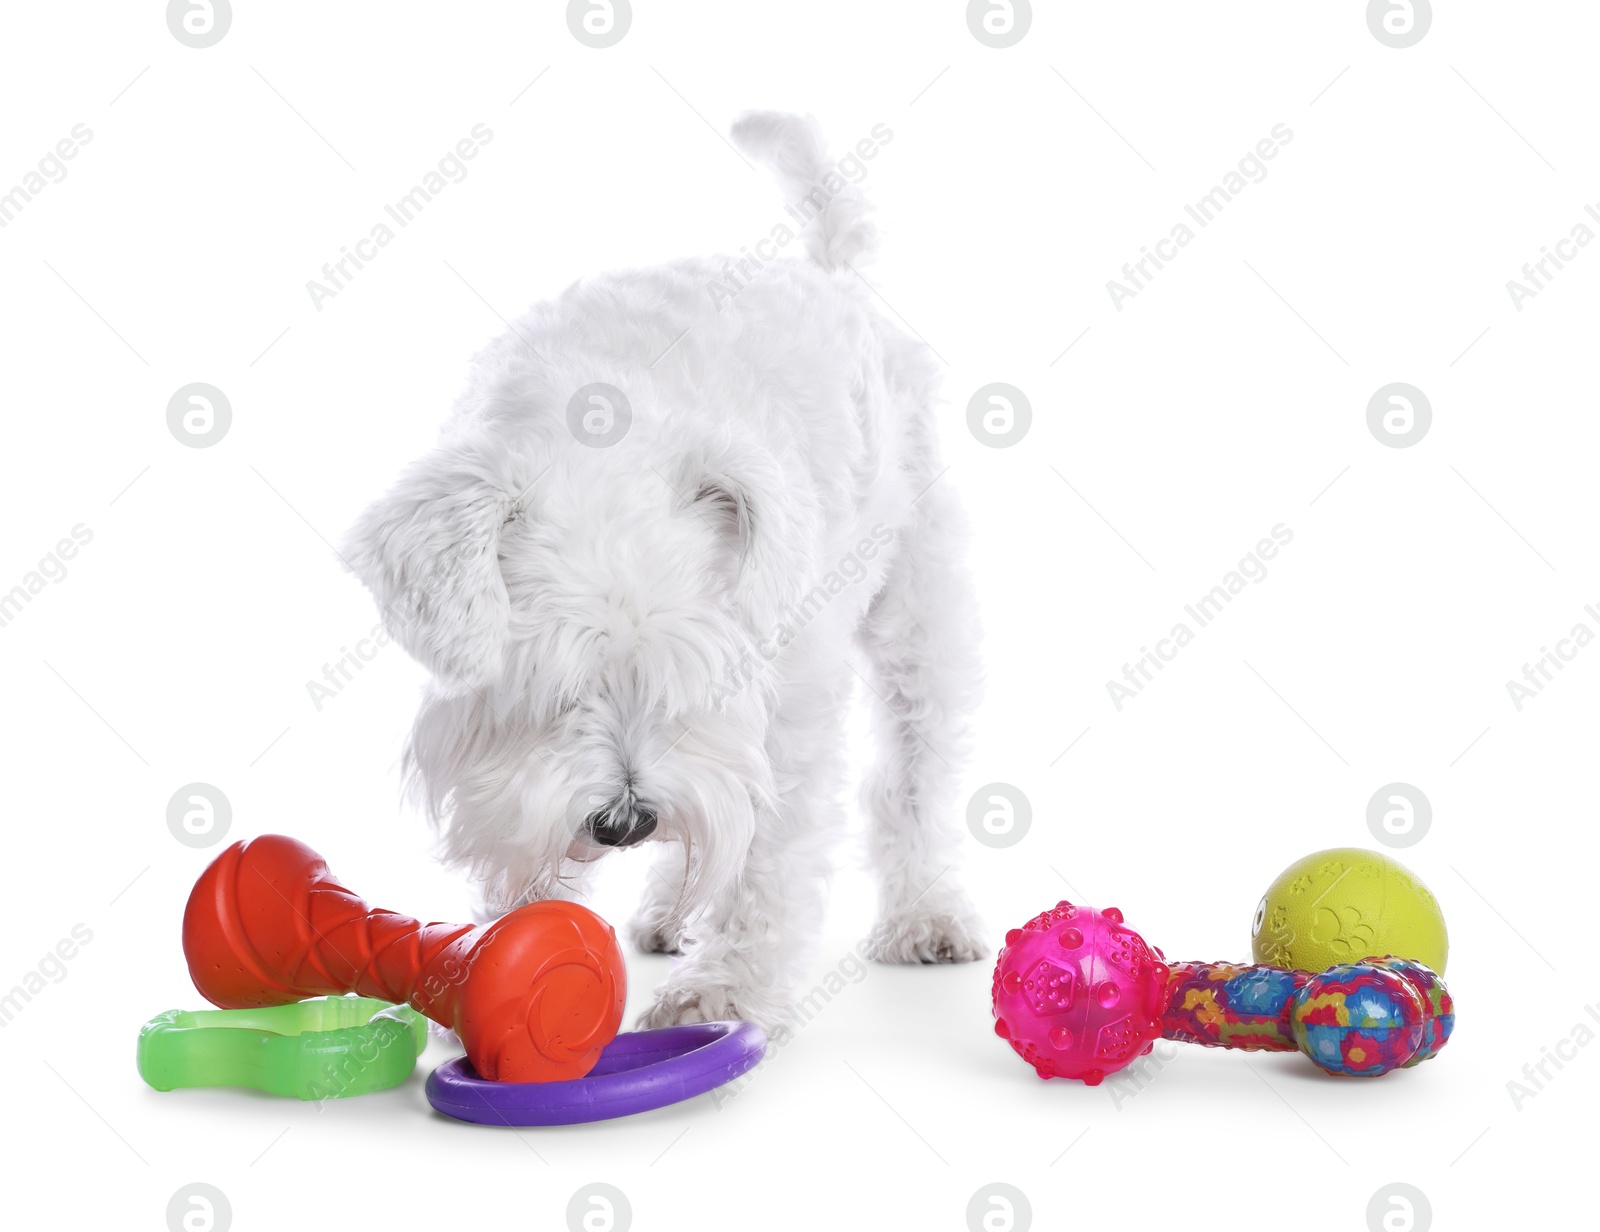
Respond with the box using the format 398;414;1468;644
1;2;1595;1229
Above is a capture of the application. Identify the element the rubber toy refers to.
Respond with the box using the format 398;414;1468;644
138;996;425;1099
992;901;1454;1084
1252;847;1448;974
427;1021;768;1125
183;835;625;1083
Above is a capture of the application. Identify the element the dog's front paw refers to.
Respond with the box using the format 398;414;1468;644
638;982;745;1028
866;901;988;964
627;912;686;956
638;975;785;1031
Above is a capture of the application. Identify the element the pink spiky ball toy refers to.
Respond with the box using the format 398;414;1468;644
991;901;1168;1084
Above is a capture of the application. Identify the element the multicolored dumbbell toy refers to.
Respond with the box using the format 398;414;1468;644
183;835;626;1083
991;901;1454;1084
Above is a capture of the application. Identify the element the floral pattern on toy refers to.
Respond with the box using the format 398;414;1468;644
1367;955;1454;1066
1289;961;1425;1076
1161;961;1309;1052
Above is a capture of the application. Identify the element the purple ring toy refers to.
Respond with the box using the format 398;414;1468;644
426;1021;767;1126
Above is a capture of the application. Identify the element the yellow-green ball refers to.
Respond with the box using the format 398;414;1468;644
1250;848;1448;975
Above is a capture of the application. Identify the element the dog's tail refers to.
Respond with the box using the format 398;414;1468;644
730;111;877;270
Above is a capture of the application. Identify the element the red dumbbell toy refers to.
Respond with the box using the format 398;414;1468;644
183;835;626;1082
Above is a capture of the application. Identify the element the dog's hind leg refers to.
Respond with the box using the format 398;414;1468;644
856;475;987;963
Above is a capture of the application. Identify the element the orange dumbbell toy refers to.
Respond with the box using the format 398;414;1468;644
183;835;625;1083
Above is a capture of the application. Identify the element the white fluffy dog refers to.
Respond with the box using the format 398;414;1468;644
343;112;986;1030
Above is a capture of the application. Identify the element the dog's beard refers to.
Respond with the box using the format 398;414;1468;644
405;684;771;919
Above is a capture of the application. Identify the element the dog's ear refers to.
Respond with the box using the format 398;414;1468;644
685;443;811;633
342;442;515;693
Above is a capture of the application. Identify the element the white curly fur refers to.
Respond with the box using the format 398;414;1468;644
343;111;985;1030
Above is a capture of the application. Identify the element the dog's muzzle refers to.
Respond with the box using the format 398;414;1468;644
584;800;658;848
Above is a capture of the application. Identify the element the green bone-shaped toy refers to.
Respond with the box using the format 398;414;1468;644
138;996;426;1099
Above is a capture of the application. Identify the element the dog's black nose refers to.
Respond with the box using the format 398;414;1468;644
585;803;658;848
